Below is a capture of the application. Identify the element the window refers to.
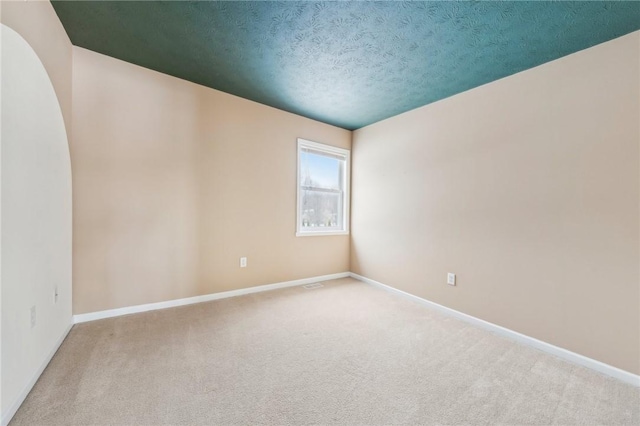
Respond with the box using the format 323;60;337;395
297;138;350;236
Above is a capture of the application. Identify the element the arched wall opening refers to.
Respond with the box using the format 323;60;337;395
1;23;72;423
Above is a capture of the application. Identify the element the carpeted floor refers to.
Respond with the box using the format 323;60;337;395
10;277;640;425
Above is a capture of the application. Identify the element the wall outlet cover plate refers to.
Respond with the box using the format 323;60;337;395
447;273;456;286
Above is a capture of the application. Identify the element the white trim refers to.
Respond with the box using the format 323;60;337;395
349;272;640;387
296;138;350;237
297;138;349;157
296;230;349;237
1;322;73;426
73;272;350;324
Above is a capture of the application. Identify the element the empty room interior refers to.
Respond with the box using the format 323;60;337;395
1;0;640;425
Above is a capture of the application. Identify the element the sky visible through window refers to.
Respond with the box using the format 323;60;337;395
301;150;340;189
298;141;349;233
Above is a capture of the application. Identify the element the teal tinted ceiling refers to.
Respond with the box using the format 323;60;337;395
51;1;640;130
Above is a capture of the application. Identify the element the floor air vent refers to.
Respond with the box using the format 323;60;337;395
303;283;324;289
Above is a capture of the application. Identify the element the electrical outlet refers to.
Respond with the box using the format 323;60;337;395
447;273;456;286
30;306;37;328
240;257;247;268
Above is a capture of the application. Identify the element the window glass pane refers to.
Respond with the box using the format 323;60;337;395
300;150;341;190
301;189;342;229
297;139;349;236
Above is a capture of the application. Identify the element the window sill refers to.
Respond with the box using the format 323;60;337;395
296;230;349;237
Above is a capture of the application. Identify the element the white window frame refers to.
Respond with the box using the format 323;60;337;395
296;138;350;237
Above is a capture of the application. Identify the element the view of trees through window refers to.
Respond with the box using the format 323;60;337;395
300;149;343;230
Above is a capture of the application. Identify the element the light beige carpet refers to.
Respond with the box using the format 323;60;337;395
10;278;640;425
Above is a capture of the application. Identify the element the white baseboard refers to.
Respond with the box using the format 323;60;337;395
349;272;640;388
1;321;73;426
73;272;351;324
8;270;635;426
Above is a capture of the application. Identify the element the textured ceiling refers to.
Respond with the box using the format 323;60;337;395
52;1;640;130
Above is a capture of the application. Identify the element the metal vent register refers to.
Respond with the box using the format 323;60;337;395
303;283;324;289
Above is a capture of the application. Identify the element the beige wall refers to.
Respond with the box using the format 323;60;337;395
71;47;351;315
3;0;636;380
351;32;640;374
